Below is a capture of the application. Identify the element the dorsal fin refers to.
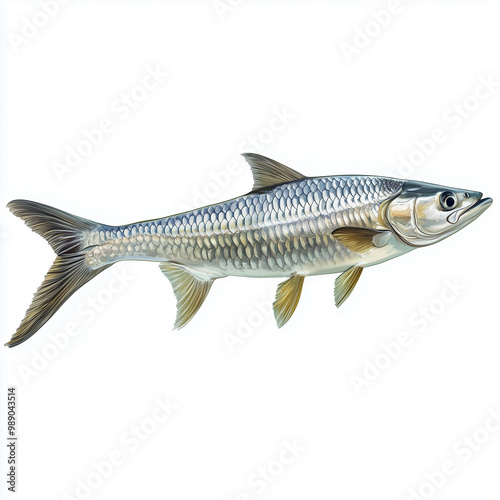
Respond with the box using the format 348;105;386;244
242;153;306;191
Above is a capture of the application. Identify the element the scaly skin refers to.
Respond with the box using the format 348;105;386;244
86;175;412;277
5;153;492;345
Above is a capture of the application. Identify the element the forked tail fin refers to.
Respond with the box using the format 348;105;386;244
5;200;111;347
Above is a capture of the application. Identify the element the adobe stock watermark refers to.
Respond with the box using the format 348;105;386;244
350;277;466;394
61;396;179;500
52;64;168;182
213;0;243;21
177;106;295;212
222;298;273;354
8;0;71;54
387;74;499;178
339;0;403;64
407;404;500;500
235;438;306;500
17;266;134;385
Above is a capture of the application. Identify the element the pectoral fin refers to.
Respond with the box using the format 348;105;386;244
159;262;215;329
332;227;391;253
334;266;363;307
273;274;305;328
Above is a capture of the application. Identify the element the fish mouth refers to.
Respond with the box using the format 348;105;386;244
447;196;493;224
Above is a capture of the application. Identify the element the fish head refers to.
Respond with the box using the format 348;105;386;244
384;180;492;246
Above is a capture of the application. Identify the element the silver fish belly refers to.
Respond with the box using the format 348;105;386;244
5;153;492;346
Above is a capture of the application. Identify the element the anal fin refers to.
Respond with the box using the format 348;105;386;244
334;266;363;307
159;262;215;329
273;274;305;328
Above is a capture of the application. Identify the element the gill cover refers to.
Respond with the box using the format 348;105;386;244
385;181;491;247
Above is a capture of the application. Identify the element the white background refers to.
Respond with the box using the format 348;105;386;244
1;1;499;499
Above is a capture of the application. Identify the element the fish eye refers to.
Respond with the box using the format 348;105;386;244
440;191;458;210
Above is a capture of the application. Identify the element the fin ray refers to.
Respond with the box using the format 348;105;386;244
159;262;214;329
332;227;389;253
6;200;107;347
334;266;363;307
273;274;305;328
7;199;96;254
242;153;306;192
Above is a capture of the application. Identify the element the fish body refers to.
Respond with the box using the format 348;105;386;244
5;153;492;346
85;175;409;278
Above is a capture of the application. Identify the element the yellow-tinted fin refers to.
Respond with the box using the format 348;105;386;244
159;262;215;330
332;227;390;253
273;274;305;328
242;153;306;192
334;266;363;307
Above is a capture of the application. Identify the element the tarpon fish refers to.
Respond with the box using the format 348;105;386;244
6;153;492;346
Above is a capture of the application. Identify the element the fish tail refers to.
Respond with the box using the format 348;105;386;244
5;200;112;347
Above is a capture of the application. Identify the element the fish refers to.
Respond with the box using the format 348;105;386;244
5;153;492;347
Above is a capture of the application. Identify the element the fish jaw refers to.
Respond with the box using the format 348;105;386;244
447;196;493;226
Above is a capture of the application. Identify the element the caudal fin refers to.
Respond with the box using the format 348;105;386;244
6;200;111;347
